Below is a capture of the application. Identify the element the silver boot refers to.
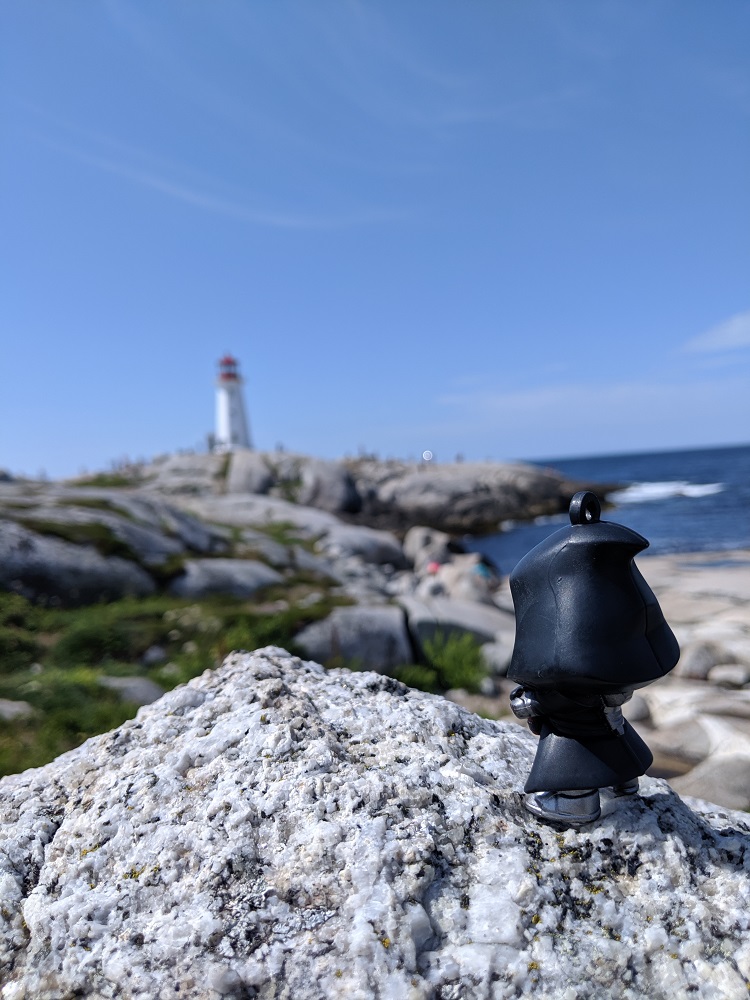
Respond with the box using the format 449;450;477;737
524;788;601;826
608;777;639;798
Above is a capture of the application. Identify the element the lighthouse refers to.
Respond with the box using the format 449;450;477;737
214;355;252;452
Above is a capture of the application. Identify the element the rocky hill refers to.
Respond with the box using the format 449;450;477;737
1;648;749;1000
79;449;591;534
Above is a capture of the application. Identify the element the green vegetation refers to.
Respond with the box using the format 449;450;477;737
0;588;343;778
422;630;486;693
346;630;487;695
72;473;143;488
56;497;135;519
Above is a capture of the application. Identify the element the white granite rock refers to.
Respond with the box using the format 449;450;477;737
2;649;750;1000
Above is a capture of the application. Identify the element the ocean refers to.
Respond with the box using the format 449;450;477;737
466;443;750;574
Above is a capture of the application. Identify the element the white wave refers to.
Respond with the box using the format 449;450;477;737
609;481;724;504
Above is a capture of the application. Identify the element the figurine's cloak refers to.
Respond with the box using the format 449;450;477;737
508;519;680;693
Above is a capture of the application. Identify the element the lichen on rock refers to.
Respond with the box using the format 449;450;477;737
1;649;749;999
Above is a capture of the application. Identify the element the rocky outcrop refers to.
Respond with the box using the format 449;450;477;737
168;559;284;600
344;458;579;533
134;449;589;535
0;485;229;607
1;649;749;1000
0;520;156;606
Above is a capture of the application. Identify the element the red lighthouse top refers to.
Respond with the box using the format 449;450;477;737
218;355;241;382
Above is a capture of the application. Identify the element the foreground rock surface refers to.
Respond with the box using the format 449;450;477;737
2;650;749;1000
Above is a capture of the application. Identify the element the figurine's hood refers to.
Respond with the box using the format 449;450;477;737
508;493;679;691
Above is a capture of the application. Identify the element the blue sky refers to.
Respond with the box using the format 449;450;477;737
2;1;749;478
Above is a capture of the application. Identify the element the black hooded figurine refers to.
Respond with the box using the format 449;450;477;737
508;490;680;826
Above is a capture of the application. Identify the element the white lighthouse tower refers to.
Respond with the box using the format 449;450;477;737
214;354;252;452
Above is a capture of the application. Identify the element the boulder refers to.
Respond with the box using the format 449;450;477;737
98;676;166;706
290;546;338;580
225;450;275;495
297;459;361;514
398;595;516;655
675;641;734;680
415;554;498;605
673;755;750;812
0;521;156;606
168;559;283;599
315;524;407;568
237;530;291;569
350;460;571;533
402;525;453;571
708;664;750;688
2;649;750;1000
0;699;34;722
294;606;412;670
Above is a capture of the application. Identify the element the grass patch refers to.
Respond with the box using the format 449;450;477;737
422;630;486;693
56;497;136;520
73;473;142;488
0;586;345;776
0;626;41;672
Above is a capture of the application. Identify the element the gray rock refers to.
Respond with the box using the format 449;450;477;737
2;649;750;1000
0;699;34;722
416;553;498;605
237;530;291;568
226;449;275;495
622;694;651;724
0;520;156;606
140;452;228;495
2;487;226;557
479;639;513;676
316;524;407;567
291;546;338;580
173;494;341;536
141;645;168;667
676;640;735;680
402;525;453;570
295;605;412;670
399;595;516;655
98;676;165;706
673;754;750;811
350;459;571;533
708;663;750;688
168;559;283;599
13;504;184;567
297;458;361;514
642;718;712;768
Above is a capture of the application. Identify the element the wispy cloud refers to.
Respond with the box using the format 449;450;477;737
683;310;750;353
36;131;408;230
